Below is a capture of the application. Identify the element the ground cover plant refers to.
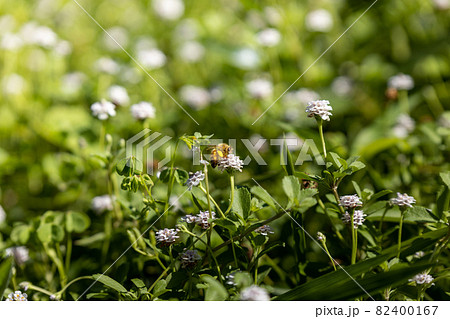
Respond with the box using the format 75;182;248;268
0;0;449;301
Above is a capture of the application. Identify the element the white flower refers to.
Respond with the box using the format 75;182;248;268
181;214;197;224
305;9;333;32
217;154;244;173
195;211;216;229
2;73;25;95
178;41;205;63
54;40;72;56
103;26;129;51
179;85;211;110
6;246;30;265
231;48;260;70
1;32;23;51
185;171;205;190
256;28;281;47
21;23;58;48
152;0;184;21
433;0;450;10
180;249;201;268
91;100;116;120
391;192;416;208
6;290;28;301
240;285;270;301
91;195;114;214
107;85;129;106
137;48;167;69
392;114;415;138
332;76;353;96
0;205;6;224
156;228;180;245
341;212;352;225
306;100;333;121
246;78;273;99
95;57;120;74
316;232;326;241
388;73;414;91
255;225;274;236
339;195;363;208
341;210;367;229
414;251;425;259
130;102;156;120
409;272;434;285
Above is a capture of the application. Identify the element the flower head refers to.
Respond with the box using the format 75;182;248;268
306;100;333;121
155;228;180;246
130;101;156;120
217;154;244;173
185;171;205;190
108;85;129;106
409;272;434;285
181;214;197;224
6;290;28;301
256;28;281;47
305;9;333;32
152;0;184;21
91;99;116;120
391;192;416;208
240;285;270;301
341;210;367;229
179;85;211;110
255;225;274;236
137;48;166;69
339;195;363;208
195;211;216;229
5;246;30;265
414;251;425;259
316;232;326;242
91;195;114;214
392;114;415;138
388;73;414;91
246;78;273;99
180;249;202;268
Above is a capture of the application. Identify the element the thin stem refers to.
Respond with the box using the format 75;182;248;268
317;118;327;159
203;164;213;254
198;185;225;218
397;210;405;258
26;284;54;297
224;175;235;215
351;210;357;264
99;121;106;151
56;276;93;298
322;242;337;271
332;186;345;214
316;195;346;244
254;247;259;284
65;232;72;273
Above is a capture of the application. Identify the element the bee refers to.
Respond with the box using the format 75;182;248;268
207;143;232;168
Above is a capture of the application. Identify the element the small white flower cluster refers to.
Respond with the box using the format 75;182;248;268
179;85;211;110
255;225;274;236
91;99;116;120
306;100;333;121
388;73;414;91
256;28;281;47
6;290;28;301
316;232;326;241
393;114;415;138
240;285;270;301
178;41;205;63
180;249;202;268
246;78;273;99
341;210;367;229
339;195;363;208
152;0;185;21
130;101;156;120
217;154;245;173
91;195;114;214
155;228;180;246
137;48;167;69
231;48;261;70
409;272;434;285
108;85;130;106
305;9;334;32
185;171;205;190
95;57;120;75
390;192;416;208
414;251;425;259
6;246;30;265
182;211;216;229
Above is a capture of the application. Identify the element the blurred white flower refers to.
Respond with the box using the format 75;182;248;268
2;73;25;95
178;41;205;63
173;19;199;41
54;40;72;56
130;101;156;120
137;48;167;69
108;85;130;106
217;154;245;173
231;48;260;70
240;285;270;301
6;290;28;301
305;9;333;32
332;76;353;96
339;195;363;208
1;32;23;51
246;78;273;99
414;251;425;258
61;72;86;95
95;57;120;74
306;100;333;121
209;86;223;103
91;100;116;120
0;205;5;224
264;6;282;26
152;0;184;21
409;272;434;285
255;225;274;236
103;26;129;51
91;195;114;214
21;23;58;48
256;28;281;47
185;171;205;190
156;228;180;245
6;246;30;265
392;114;415;138
391;192;416;208
388;73;414;91
433;0;450;10
0;15;16;35
179;85;211;110
180;249;202;268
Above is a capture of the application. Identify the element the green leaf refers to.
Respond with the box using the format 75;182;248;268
329;152;344;169
440;171;450;188
10;224;31;245
92;274;127;293
232;187;251;220
201;275;228;301
214;218;238;233
282;176;300;202
251;186;276;210
352;181;362;198
152;279;169;297
0;258;13;300
116;157;136;176
174;169;189;185
66;211;90;233
37;223;65;243
405;206;438;223
74;232;105;246
435;186;449;220
159;168;171;183
349;160;366;173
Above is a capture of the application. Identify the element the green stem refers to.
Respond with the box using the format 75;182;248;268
351;210;357;264
56;276;93;298
203;164;213;254
65;232;72;273
199;185;225;218
316;195;346;244
26;284;54;297
332;186;345;214
317;118;327;159
99;121;106;151
322;243;337;271
224;175;235;215
397;210;405;258
55;245;67;288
